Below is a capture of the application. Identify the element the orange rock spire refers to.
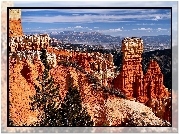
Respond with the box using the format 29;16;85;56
113;37;144;98
113;37;171;122
9;9;23;37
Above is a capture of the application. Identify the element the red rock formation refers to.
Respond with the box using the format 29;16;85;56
143;60;171;122
50;65;106;125
113;37;144;98
9;9;23;37
9;58;44;126
113;37;171;122
143;60;169;100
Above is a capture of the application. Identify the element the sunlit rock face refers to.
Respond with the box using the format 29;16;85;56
113;37;144;98
112;37;171;123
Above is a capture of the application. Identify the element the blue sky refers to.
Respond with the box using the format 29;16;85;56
20;9;171;37
13;1;175;37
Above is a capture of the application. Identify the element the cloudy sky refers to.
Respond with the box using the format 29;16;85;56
13;1;175;37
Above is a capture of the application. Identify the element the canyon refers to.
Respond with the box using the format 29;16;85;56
9;9;171;126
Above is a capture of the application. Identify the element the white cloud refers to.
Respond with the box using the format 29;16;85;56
157;28;167;31
72;14;79;16
152;15;161;21
21;12;170;23
94;27;99;29
140;28;152;30
123;30;130;31
74;26;83;29
133;27;169;32
95;28;123;35
25;28;31;30
155;15;161;19
109;28;122;31
136;23;155;26
133;28;152;31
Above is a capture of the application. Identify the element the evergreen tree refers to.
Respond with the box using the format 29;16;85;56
30;48;93;126
30;49;61;126
59;85;94;126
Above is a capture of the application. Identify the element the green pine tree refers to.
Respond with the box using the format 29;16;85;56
30;49;61;126
59;76;93;126
30;49;93;126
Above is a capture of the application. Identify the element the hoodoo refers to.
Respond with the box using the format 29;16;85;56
113;37;171;122
113;37;144;99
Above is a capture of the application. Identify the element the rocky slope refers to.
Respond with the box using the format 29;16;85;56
9;51;171;126
105;96;170;126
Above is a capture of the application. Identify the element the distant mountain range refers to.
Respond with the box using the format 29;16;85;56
24;31;171;48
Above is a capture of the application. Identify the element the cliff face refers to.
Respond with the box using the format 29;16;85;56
9;35;50;52
9;42;171;126
9;58;44;126
9;58;106;126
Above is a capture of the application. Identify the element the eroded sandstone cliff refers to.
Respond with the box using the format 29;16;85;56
8;9;171;126
9;57;170;126
9;58;44;126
